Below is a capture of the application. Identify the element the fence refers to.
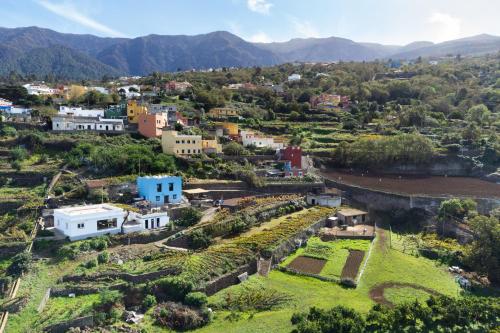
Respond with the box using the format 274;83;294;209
37;288;51;313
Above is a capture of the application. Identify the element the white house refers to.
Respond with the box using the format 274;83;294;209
53;204;170;241
240;130;285;149
23;83;57;95
118;85;141;98
288;74;301;82
89;86;110;94
59;106;105;117
52;116;124;132
306;193;341;208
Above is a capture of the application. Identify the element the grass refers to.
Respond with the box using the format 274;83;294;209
192;227;458;333
34;294;99;328
383;287;434;305
5;259;85;332
280;237;370;280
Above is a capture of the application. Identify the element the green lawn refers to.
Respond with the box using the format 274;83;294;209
33;294;99;328
280;237;371;280
5;259;85;332
384;287;434;305
193;228;458;333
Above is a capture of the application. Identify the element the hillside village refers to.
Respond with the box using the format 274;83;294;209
0;54;499;333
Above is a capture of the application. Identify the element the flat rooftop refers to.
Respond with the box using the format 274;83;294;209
338;208;368;216
56;204;123;216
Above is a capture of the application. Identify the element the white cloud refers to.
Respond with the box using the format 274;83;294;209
248;32;272;43
290;17;320;38
247;0;273;15
36;0;127;37
428;11;461;42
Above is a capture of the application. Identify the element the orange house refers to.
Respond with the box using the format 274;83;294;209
138;113;166;138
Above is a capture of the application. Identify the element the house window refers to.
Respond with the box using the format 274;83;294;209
173;194;177;199
181;140;185;144
181;149;185;154
157;218;160;227
157;183;162;192
192;140;196;144
187;149;190;154
176;140;180;144
77;223;85;229
97;218;117;230
156;196;160;201
187;140;190;144
169;182;174;191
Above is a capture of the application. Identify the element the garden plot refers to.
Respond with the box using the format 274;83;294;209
280;238;370;281
287;256;326;274
340;250;365;281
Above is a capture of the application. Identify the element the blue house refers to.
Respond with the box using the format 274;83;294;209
137;175;182;205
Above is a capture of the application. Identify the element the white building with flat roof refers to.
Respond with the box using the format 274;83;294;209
54;204;126;240
23;83;57;95
59;106;105;117
53;204;170;241
52;116;124;132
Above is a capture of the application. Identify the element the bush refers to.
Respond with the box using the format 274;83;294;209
154;302;210;331
10;146;28;161
7;252;32;276
184;292;208;307
97;251;110;264
177;207;202;227
84;258;98;269
91;237;108;251
0;125;17;137
155;277;193;302
10;160;22;171
57;244;79;260
188;229;212;249
143;294;157;309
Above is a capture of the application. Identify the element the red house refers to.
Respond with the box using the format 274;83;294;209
279;146;302;169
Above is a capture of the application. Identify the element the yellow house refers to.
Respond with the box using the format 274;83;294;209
207;107;238;119
162;130;202;156
217;122;238;137
127;100;148;123
201;139;222;154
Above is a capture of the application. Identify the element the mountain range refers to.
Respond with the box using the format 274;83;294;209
1;26;499;80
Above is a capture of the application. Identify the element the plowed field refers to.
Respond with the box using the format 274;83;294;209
287;256;326;274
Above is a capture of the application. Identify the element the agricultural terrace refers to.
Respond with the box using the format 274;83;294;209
322;170;500;198
280;237;370;282
190;227;458;333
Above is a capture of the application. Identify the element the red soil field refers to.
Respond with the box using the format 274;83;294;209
287;256;326;274
340;250;365;280
322;170;500;198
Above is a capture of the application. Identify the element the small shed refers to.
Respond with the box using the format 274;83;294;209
337;208;369;226
306;193;341;208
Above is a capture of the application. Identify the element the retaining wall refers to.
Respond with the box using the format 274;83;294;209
62;267;180;285
44;315;94;333
200;260;258;296
325;178;499;215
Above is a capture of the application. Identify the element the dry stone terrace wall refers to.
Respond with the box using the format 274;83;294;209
62;267;181;285
44;316;94;333
200;261;258;296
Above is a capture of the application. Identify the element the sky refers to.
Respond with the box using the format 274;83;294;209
2;0;500;45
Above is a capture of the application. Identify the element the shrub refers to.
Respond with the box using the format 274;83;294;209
188;229;212;249
91;237;108;251
79;241;91;252
10;146;28;161
57;244;79;259
143;294;157;309
154;302;210;331
84;259;98;269
7;252;33;276
10;160;21;171
97;251;110;264
0;125;17;137
155;277;193;302
184;292;208;307
177;207;202;227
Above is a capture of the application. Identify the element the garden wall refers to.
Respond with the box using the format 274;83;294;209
44;315;93;333
256;182;325;195
0;242;26;259
200;260;258;296
62;267;180;285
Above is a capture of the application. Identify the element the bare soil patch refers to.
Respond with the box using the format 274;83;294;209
322;170;500;198
340;250;365;280
287;256;327;274
369;282;441;307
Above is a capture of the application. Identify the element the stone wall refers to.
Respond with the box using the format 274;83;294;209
200;260;258;296
256;182;325;195
0;242;26;259
44;315;94;333
62;267;180;285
